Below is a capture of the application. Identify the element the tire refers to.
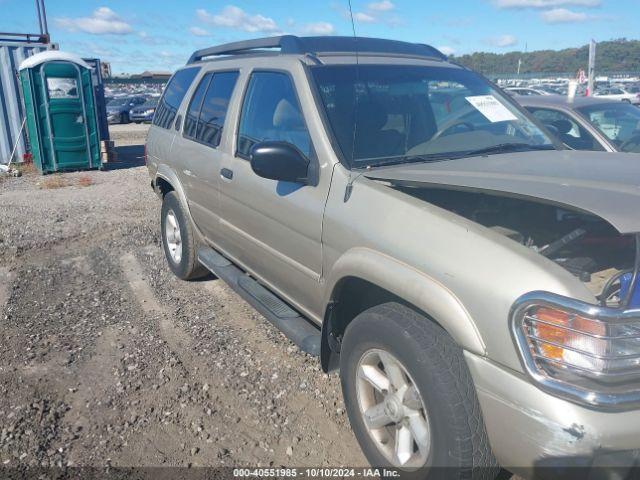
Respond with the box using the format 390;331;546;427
121;112;129;124
160;191;208;280
340;302;499;479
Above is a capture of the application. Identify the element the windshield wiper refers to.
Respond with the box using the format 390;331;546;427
454;143;555;159
357;153;456;169
358;143;555;170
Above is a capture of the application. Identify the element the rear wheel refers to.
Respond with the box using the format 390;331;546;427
340;302;498;478
161;191;207;280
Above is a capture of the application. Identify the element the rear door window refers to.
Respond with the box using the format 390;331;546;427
153;67;200;129
184;73;212;139
197;71;240;147
237;72;311;158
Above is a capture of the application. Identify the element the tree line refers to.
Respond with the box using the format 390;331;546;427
451;39;640;75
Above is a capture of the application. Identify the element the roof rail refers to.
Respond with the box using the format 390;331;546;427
187;35;448;64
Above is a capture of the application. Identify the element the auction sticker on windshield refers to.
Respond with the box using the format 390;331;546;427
466;95;518;123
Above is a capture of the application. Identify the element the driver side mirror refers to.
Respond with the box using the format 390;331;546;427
250;141;309;184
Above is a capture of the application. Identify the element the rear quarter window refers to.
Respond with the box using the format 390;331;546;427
153;67;201;129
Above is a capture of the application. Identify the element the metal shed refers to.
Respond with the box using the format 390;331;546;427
0;40;52;164
19;51;101;173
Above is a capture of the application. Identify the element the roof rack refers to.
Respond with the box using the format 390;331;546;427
187;35;448;64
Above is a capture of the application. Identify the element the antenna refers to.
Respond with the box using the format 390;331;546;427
344;0;360;202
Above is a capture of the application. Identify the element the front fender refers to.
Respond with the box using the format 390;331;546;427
323;247;486;355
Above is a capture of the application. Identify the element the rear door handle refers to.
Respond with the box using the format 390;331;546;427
220;168;233;180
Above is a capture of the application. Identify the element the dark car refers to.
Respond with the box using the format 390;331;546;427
107;96;147;124
130;98;158;123
516;94;640;153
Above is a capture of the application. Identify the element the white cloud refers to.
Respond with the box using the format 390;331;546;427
189;26;210;36
437;46;456;56
488;34;518;47
368;0;395;11
541;7;589;22
299;22;335;35
196;6;280;33
493;0;600;7
54;7;133;35
353;11;376;23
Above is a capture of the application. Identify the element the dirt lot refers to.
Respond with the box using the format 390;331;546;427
0;124;366;471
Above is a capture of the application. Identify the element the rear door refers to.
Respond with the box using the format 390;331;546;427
170;70;240;242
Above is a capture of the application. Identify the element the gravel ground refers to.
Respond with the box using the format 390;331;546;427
0;124;366;472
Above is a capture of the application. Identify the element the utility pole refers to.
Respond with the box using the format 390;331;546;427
587;39;596;96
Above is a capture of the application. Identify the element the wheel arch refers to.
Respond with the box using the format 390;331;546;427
154;165;188;207
320;247;486;372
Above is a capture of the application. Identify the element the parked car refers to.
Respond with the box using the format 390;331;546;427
505;87;550;96
107;96;147;124
146;36;640;477
594;87;640;105
130;98;158;123
517;95;640;153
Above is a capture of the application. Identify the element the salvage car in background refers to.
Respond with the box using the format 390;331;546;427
107;96;147;124
146;35;640;477
130;98;158;123
594;86;640;105
518;95;640;153
505;86;551;96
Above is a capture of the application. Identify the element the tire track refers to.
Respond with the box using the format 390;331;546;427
133;245;366;466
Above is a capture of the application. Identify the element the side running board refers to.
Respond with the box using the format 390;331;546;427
197;246;321;356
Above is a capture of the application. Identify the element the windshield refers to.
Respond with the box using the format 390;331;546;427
311;64;554;168
577;102;640;153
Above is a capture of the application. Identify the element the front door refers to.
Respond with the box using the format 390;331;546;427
217;70;332;318
39;62;99;171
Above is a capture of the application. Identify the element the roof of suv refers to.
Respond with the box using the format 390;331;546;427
187;35;448;65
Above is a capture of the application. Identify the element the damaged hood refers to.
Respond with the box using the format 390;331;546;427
364;150;640;234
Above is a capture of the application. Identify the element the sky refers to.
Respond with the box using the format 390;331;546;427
2;0;638;74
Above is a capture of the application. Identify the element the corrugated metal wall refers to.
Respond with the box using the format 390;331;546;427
0;41;51;164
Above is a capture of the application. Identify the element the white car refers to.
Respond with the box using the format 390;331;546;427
594;87;640;105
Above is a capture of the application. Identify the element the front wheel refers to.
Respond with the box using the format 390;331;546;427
161;191;208;280
340;302;498;478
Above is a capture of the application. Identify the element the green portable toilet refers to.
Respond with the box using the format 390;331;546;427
19;51;100;173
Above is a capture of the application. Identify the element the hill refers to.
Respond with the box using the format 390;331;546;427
451;39;640;75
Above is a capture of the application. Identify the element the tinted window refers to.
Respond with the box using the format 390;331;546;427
197;72;239;147
153;67;200;129
184;74;211;139
237;72;311;158
528;107;604;151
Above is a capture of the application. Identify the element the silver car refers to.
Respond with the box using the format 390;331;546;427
517;94;640;153
146;35;640;478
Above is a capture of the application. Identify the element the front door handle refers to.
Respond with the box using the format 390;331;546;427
220;168;233;180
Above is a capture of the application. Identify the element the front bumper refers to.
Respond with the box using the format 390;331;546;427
466;352;640;477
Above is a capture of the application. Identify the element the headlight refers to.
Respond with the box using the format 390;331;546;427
511;291;640;410
144;109;155;115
